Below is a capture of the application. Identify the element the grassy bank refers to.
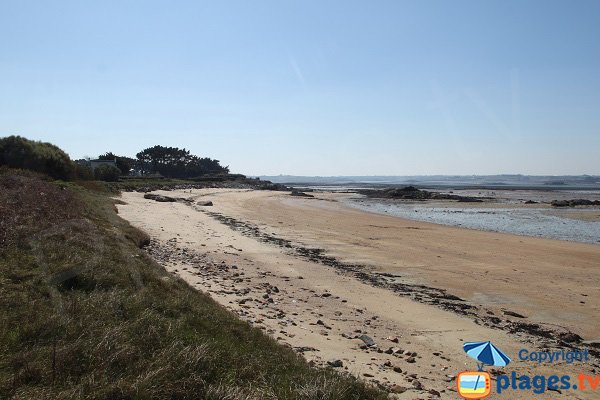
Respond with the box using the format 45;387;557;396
0;170;384;400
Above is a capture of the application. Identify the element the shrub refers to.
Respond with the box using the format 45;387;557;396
0;135;73;180
94;164;121;182
73;163;94;180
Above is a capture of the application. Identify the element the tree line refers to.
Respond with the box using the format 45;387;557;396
0;136;229;181
95;146;229;178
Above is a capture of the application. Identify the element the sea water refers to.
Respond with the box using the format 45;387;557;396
344;198;600;244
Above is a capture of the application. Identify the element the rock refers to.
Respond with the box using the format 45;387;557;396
384;347;402;355
358;334;376;347
411;380;423;390
406;356;416;363
387;336;399;343
428;389;441;396
558;332;583;343
389;385;408;394
197;200;213;206
327;359;343;368
144;193;176;202
316;319;331;329
359;186;490;202
551;199;600;207
290;189;315;198
294;346;318;353
503;310;527;318
392;366;403;373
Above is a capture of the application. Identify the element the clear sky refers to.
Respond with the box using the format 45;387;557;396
1;1;599;175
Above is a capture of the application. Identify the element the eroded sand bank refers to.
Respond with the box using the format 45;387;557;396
117;189;600;399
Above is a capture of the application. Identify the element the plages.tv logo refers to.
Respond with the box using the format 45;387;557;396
457;341;511;399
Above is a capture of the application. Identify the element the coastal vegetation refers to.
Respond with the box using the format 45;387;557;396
0;136;230;181
135;145;229;178
0;136;74;180
0;137;384;399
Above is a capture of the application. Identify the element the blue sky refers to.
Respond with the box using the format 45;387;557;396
1;0;599;175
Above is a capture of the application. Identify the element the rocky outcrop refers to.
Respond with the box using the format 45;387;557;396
144;193;177;202
143;193;195;204
551;199;600;207
290;189;314;198
359;186;489;202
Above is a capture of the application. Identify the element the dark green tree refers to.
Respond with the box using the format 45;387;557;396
136;145;228;178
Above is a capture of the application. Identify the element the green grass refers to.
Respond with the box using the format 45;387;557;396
0;170;385;400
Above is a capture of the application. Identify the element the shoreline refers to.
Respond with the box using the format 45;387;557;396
117;189;600;399
342;195;600;244
202;207;590;347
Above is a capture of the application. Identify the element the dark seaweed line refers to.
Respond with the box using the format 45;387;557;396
199;207;597;356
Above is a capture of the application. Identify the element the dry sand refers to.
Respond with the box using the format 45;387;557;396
117;189;600;399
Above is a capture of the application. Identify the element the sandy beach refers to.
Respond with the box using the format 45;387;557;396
117;189;600;399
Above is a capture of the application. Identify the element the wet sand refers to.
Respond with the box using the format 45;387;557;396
117;189;600;399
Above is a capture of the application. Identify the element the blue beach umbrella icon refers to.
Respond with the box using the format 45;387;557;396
463;341;511;370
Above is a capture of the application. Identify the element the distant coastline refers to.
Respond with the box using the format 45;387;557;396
256;174;600;190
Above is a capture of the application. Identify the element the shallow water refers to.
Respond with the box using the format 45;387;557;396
345;198;600;244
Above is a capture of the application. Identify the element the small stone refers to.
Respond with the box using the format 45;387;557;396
412;380;423;390
358;334;376;347
389;385;408;394
327;359;343;368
